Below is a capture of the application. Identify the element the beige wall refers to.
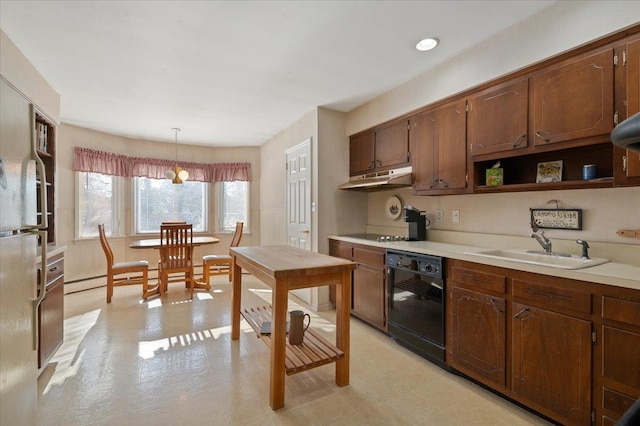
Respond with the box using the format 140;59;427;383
343;1;640;261
317;107;367;253
260;107;368;252
0;30;59;123
259;107;367;310
259;109;317;247
57;124;261;282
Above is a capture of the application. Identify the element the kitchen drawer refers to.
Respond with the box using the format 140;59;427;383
603;387;638;418
451;265;506;293
45;255;64;285
602;325;640;390
513;279;591;314
602;296;640;327
329;241;353;260
353;246;384;266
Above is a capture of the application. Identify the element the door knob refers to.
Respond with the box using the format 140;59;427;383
302;229;310;234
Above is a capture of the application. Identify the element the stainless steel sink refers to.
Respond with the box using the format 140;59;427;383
465;249;610;270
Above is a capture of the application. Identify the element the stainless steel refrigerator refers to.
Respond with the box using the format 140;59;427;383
0;78;49;425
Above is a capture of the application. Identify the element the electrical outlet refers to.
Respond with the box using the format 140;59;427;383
436;209;443;223
452;209;460;223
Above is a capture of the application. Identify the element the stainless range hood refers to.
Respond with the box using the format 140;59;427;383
338;166;412;191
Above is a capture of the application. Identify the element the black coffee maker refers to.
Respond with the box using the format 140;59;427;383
403;206;429;241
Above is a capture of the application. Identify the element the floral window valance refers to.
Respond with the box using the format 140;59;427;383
73;147;251;182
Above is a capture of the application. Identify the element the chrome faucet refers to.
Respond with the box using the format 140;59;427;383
530;231;552;253
576;239;590;259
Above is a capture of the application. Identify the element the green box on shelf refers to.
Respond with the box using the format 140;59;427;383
486;168;504;186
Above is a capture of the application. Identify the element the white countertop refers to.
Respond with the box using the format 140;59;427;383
329;235;640;291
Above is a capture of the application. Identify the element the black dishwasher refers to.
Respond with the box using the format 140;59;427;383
387;249;446;367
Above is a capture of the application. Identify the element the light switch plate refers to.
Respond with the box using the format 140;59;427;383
452;209;460;223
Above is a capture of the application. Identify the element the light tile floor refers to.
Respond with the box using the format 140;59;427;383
37;274;551;425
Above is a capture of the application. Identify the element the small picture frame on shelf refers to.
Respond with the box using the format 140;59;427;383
536;160;563;183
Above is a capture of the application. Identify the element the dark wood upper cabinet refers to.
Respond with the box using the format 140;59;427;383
375;120;410;170
349;131;376;175
412;99;467;194
468;79;529;157
532;48;614;147
615;35;640;184
349;120;410;176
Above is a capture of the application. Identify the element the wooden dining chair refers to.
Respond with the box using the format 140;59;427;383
158;223;196;298
202;221;244;285
98;224;152;303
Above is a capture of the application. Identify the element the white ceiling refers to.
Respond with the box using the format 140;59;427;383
1;1;556;147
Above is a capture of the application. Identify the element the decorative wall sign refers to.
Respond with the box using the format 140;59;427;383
530;208;582;230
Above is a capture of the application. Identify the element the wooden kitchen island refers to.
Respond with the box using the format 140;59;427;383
230;245;356;410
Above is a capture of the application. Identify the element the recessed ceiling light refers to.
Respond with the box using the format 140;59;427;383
416;37;439;51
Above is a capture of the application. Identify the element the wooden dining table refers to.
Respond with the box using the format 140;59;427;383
129;236;220;296
230;245;356;410
128;236;220;249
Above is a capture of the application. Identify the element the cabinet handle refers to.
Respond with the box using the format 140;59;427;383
439;179;449;188
514;307;530;318
490;298;504;313
429;179;438;189
534;131;551;142
511;133;526;147
48;266;58;273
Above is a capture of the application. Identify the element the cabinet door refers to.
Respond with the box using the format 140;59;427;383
624;37;640;178
329;241;353;304
512;303;592;425
411;111;438;192
532;48;614;146
352;263;385;329
448;286;506;387
375;120;410;170
349;131;375;175
468;79;529;157
437;100;467;190
38;276;64;368
412;100;467;193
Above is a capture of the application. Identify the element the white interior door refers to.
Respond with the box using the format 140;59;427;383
286;139;311;249
286;139;312;304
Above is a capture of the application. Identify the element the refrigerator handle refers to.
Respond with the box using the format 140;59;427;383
30;105;48;230
31;230;48;351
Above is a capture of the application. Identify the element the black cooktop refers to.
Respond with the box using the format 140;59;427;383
340;233;385;241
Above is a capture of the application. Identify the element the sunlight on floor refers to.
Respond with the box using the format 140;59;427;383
37;274;552;425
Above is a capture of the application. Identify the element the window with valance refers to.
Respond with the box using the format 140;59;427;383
72;147;251;182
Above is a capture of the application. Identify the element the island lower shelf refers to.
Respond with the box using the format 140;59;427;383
241;305;344;375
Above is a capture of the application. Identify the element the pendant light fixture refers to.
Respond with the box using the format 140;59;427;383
165;128;189;184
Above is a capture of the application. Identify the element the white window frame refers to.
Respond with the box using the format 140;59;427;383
216;181;250;233
132;177;209;234
75;172;124;239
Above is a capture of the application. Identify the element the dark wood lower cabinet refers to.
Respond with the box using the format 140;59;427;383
448;286;505;387
38;252;64;371
448;259;640;426
511;303;592;425
329;240;387;332
353;263;385;329
599;294;640;423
